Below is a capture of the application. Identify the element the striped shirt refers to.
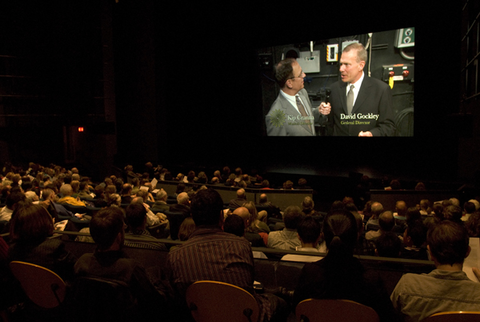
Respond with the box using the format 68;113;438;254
167;226;272;321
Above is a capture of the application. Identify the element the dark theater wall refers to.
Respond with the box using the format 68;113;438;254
0;0;463;182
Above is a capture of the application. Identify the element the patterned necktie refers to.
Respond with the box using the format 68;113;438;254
347;84;354;114
296;95;312;134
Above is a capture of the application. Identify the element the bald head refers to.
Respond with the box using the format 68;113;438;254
236;188;246;199
395;200;407;216
371;202;384;217
379;211;395;232
232;206;250;228
177;192;189;205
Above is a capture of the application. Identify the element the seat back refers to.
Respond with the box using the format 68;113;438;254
296;299;379;322
423;311;480;322
186;280;259;322
9;261;66;309
72;276;137;322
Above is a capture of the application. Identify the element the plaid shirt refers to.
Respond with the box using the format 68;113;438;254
167;226;272;321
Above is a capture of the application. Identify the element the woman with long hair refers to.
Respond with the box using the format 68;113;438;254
293;209;395;321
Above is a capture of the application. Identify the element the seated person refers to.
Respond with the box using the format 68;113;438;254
166;188;289;322
400;219;428;261
124;203;167;251
57;184;86;207
293;209;396;321
391;220;480;321
375;231;402;258
74;207;171;319
8;201;76;282
232;207;266;247
281;216;325;262
365;211;397;241
267;206;303;250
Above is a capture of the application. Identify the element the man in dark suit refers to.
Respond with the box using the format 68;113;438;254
265;58;330;136
322;43;395;136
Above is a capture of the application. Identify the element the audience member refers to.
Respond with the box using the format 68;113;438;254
293;209;396;321
281;216;325;262
124;202;167;250
177;217;195;241
391;220;480;321
232;206;266;247
166;188;289;322
463;201;476;222
0;188;25;222
375;231;402;258
365;211;396;241
8;201;76;281
400;219;428;260
267;206;303;250
365;202;383;231
57;184;86;207
228;188;247;210
74;206;171;320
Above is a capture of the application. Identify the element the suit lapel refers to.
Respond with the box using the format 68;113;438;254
352;76;371;114
337;82;348;114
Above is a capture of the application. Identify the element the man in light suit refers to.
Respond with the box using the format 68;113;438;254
265;58;330;136
321;43;395;136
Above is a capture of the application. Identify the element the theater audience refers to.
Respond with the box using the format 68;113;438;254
166;188;289;322
391;220;480;321
151;188;170;213
293;209;396;321
8;201;76;281
267;206;303;250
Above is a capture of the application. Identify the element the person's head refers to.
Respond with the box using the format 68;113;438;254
232;206;251;229
283;205;304;230
297;216;321;246
6;189;26;210
469;199;480;210
121;183;132;196
178;217;196;241
395;200;408;217
427;220;470;266
60;184;73;197
375;231;402;258
466;211;480;237
90;207;126;251
323;209;358;256
177;192;190;206
191;188;224;226
464;201;476;214
259;193;268;204
443;204;463;223
406;207;421;226
243;201;258;227
236;188;246;199
10;201;53;243
371;202;384;218
156;188;168;202
339;43;366;84
125;202;147;231
379;211;395;232
275;58;305;94
224;214;245;237
404;220;427;248
301;196;315;211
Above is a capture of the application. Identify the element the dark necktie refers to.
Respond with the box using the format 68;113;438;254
296;95;312;134
347;84;354;114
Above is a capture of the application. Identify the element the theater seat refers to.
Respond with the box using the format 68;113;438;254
423;311;480;322
296;299;379;322
186;280;259;322
72;276;138;322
